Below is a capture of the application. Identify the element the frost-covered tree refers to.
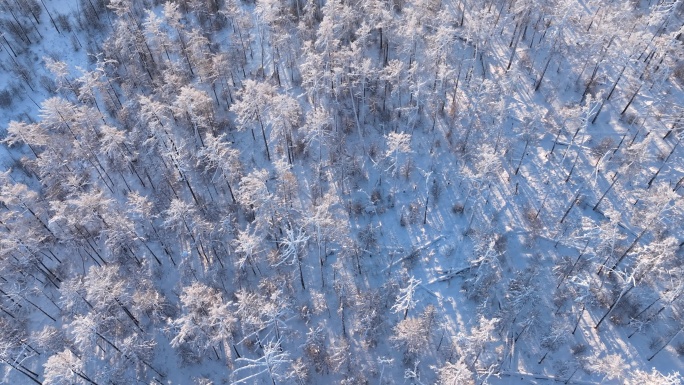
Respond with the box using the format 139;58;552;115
464;240;503;303
611;183;683;271
170;282;236;362
299;42;327;106
98;125;127;161
231;339;291;385
4;121;47;157
384;131;412;178
131;279;167;325
173;85;214;147
500;267;544;335
232;80;276;160
68;313;104;355
300;107;334;162
587;209;628;276
456;316;499;368
75;67;105;113
59;276;92;316
32;326;66;357
273;224;309;289
48;189;114;242
43;349;97;385
266;94;302;164
235;285;292;344
186;29;212;79
434;359;475;385
142;9;173;64
164;198;213;266
0;172;51;236
460;144;502;229
237;169;273;230
391;316;430;354
271;159;301;218
587;353;626;382
197;133;241;202
101;212;143;263
391;276;421;319
0;318;39;385
232;225;263;272
117;334;160;378
83;264;140;329
306;188;349;282
626;368;681;385
5;1;684;383
44;58;75;94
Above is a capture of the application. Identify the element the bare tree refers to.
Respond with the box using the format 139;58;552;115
433;359;475;385
273;224;309;290
197;133;241;202
170;282;236;362
626;368;682;385
586;353;626;383
384;131;412;179
232;80;276;160
231;339;291;385
43;349;99;385
391;316;430;354
391;276;421;319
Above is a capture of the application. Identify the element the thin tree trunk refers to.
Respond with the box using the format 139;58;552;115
515;140;529;175
611;228;647;271
572;303;585;334
648;327;682;361
593;172;619;211
621;84;642;115
560;189;581;223
534;55;552;91
595;284;635;329
648;140;679;188
257;114;271;161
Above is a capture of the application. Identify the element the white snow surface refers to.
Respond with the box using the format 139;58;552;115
0;0;683;384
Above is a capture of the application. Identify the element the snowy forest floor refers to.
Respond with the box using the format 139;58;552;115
0;0;683;384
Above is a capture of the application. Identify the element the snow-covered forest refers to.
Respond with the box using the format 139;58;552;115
0;0;683;383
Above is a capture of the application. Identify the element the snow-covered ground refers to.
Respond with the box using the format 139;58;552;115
0;0;683;384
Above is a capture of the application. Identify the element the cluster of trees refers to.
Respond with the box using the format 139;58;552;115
0;0;683;383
